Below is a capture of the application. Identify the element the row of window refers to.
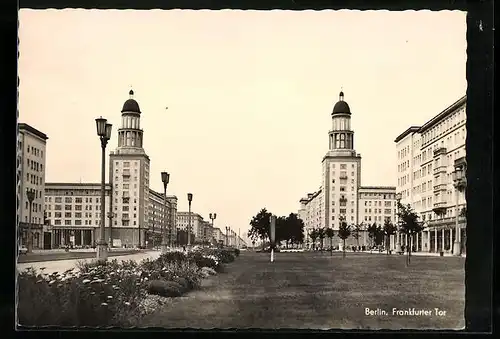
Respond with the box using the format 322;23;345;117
422;108;466;146
398;174;410;187
24;201;42;212
46;190;109;196
363;200;393;207
26;172;43;186
398;160;410;173
26;158;44;172
25;144;44;158
398;145;410;160
362;208;394;214
50;204;105;211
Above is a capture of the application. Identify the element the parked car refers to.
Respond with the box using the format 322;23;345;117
18;246;28;255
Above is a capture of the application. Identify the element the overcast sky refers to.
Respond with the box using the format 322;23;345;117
18;9;466;240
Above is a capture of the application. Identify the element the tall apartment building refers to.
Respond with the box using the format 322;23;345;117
18;123;48;249
43;90;179;249
299;92;395;246
299;91;397;249
395;95;466;254
109;90;150;247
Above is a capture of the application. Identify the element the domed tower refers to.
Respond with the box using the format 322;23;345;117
109;89;150;249
117;90;144;150
321;90;362;234
328;91;355;154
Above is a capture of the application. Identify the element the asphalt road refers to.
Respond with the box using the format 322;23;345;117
140;251;465;330
17;249;142;264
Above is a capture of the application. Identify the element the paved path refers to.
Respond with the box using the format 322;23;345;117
140;251;465;330
17;251;161;275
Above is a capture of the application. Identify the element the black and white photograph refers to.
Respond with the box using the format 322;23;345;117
13;5;490;331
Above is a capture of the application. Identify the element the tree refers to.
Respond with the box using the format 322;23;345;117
286;213;305;248
351;224;362;247
383;219;398;254
325;228;335;255
337;220;351;258
310;229;318;250
248;208;272;247
397;202;424;266
317;227;326;250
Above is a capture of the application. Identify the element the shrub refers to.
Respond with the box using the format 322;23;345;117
201;267;217;276
147;280;183;297
187;252;219;271
158;251;187;265
17;265;147;327
234;248;240;257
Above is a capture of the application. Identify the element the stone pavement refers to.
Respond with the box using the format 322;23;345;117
17;250;162;275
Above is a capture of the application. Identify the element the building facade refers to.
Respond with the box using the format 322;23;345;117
18;123;49;249
394;95;466;254
148;189;178;248
298;91;397;249
44;183;111;248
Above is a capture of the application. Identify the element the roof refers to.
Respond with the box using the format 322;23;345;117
359;186;396;191
332;91;351;115
18;123;49;141
394;95;466;142
394;126;421;143
45;182;112;190
418;95;466;133
121;90;141;114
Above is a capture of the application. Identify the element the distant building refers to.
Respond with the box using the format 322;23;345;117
394;95;466;254
176;211;204;241
18;123;48;249
298;91;396;249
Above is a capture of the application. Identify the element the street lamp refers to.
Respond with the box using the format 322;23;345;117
107;211;114;248
225;226;229;247
209;213;216;245
26;188;35;253
187;193;193;247
161;171;170;254
452;165;466;256
95;117;112;262
395;192;402;254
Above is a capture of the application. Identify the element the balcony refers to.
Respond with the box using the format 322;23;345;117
122;215;130;221
427;216;466;228
122;169;131;177
433;165;447;174
433;183;447;192
339;175;348;180
432;201;447;216
454;156;466;167
122;192;130;198
433;147;447;156
122;197;130;204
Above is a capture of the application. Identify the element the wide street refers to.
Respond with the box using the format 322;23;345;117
17;251;161;274
140;250;465;330
17;249;142;264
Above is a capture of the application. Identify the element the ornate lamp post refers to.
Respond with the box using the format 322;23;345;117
95;117;112;262
395;192;402;254
225;226;229;247
187;193;193;247
107;211;114;248
26;188;35;253
452;165;466;256
209;212;216;245
161;172;170;254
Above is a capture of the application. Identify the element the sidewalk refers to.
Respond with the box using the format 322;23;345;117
356;250;466;258
31;248;143;254
17;251;161;275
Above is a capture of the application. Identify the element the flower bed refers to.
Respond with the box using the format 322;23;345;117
17;248;238;327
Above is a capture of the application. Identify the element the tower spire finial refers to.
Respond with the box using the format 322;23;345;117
339;87;344;101
129;85;134;98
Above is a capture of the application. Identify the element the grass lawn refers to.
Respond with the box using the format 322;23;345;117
139;251;465;330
